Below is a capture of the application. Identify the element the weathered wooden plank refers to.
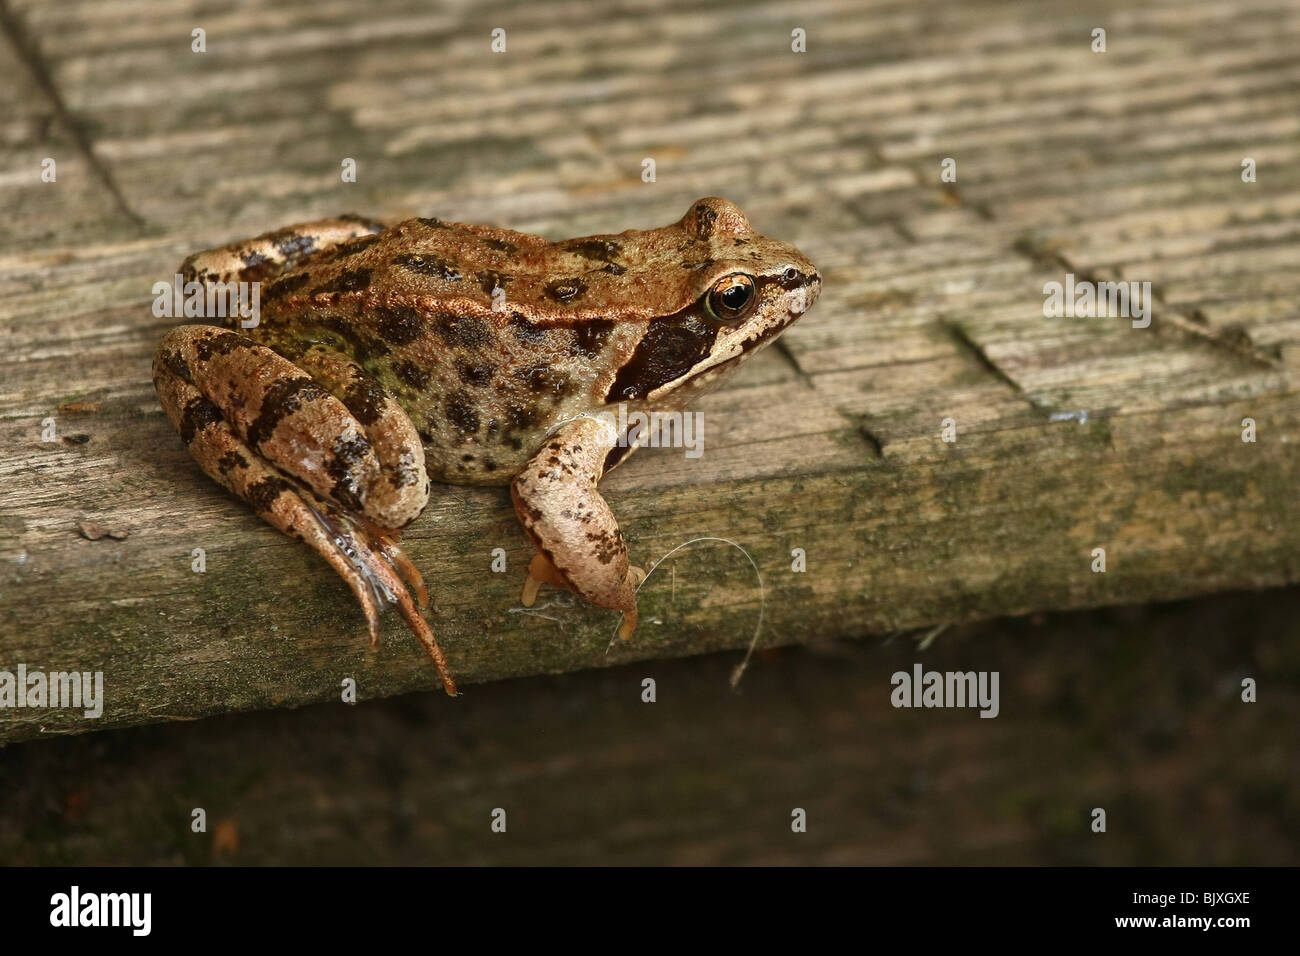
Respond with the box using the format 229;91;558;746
2;0;1300;744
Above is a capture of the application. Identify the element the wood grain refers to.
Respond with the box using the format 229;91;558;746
2;0;1299;743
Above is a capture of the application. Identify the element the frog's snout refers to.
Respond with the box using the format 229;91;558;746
788;268;821;316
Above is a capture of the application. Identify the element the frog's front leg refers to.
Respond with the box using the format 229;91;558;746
153;325;458;695
512;416;646;639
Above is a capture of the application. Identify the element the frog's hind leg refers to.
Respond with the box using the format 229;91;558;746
153;325;457;695
180;214;388;287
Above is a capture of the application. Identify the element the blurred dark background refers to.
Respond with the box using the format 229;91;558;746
2;586;1296;865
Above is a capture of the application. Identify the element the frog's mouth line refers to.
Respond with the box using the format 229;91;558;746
670;315;791;396
707;315;792;371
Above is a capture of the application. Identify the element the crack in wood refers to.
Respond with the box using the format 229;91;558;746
0;0;143;228
773;339;816;390
939;317;1034;401
837;412;885;459
1009;235;1280;370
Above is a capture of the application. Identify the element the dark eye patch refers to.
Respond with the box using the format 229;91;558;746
606;310;718;401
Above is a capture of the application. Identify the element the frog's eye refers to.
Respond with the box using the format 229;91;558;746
706;273;757;322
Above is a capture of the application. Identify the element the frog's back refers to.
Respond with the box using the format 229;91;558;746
253;218;658;485
262;211;760;323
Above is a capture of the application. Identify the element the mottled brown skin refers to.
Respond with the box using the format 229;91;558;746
153;198;821;695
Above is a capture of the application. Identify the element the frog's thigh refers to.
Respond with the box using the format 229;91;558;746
157;326;428;530
181;215;387;284
511;416;643;638
289;342;432;527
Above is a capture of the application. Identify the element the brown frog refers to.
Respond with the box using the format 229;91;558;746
153;198;821;695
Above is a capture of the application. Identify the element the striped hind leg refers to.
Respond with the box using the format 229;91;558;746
153;325;457;695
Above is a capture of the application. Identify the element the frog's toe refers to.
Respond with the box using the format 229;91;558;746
520;575;541;608
368;526;430;609
521;552;569;607
616;568;645;640
617;608;639;641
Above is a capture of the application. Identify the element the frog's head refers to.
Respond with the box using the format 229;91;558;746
604;197;821;407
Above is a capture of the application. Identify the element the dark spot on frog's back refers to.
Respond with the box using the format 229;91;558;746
545;277;587;303
484;237;517;255
392;360;430;390
565;239;626;275
515;364;572;397
506;404;542;431
417;217;450;230
264;271;311;299
315;267;372;294
570;319;614;357
456;359;496;387
394;252;461;281
434;312;491;349
478;270;510;297
446;393;480;434
329;233;381;259
375;304;424;345
566;238;622;262
508;312;548;344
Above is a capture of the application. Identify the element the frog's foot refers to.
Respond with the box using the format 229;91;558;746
154;325;457;696
180;214;388;289
307;508;453;693
521;555;645;638
511;416;643;638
